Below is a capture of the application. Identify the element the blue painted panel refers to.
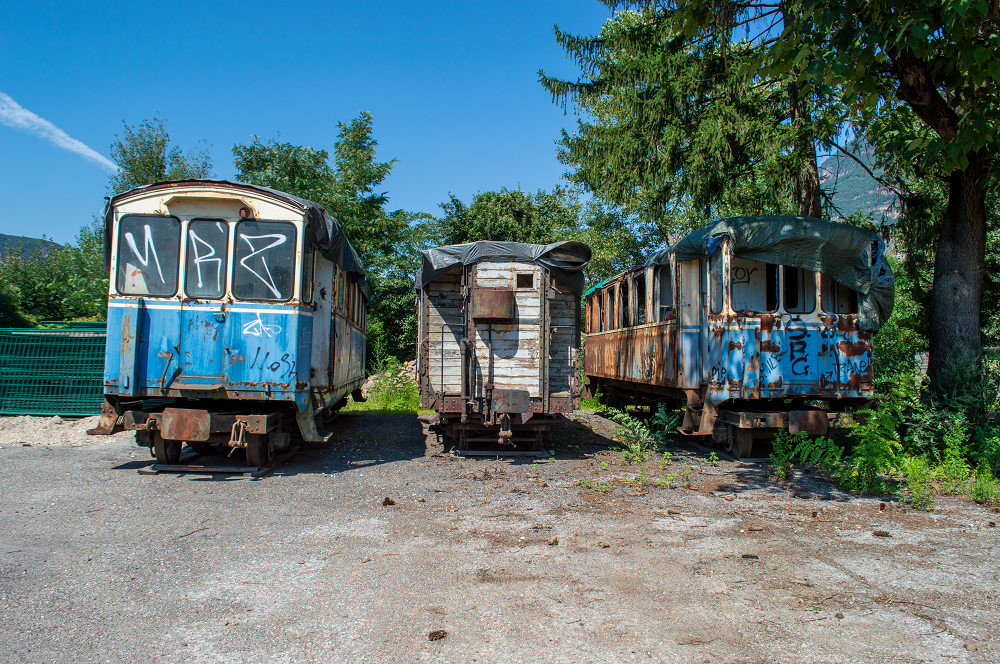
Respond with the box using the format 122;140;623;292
138;305;180;393
781;315;821;394
680;326;700;388
119;301;141;396
225;308;299;390
177;302;225;388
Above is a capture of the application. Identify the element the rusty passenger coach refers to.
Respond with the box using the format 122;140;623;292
416;241;591;451
87;180;368;466
583;216;895;458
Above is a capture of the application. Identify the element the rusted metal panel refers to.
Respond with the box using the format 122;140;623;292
789;410;829;435
492;388;530;413
161;407;211;441
123;410;150;430
471;287;515;319
119;306;141;396
585;323;678;386
548;396;574;413
441;396;464;412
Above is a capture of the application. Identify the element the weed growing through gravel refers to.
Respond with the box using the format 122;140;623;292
576;478;612;493
660;451;672;469
679;462;691;487
708;452;719;467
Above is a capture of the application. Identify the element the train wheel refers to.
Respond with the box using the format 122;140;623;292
154;432;182;464
245;433;272;467
727;427;753;459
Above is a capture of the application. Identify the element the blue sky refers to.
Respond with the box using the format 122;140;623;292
0;1;613;244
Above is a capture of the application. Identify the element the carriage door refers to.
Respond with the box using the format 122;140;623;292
729;257;779;397
176;219;229;390
779;266;821;393
677;259;702;388
470;262;542;406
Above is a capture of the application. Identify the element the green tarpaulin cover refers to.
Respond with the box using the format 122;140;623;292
645;216;894;331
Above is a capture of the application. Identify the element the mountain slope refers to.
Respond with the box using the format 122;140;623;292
819;143;898;223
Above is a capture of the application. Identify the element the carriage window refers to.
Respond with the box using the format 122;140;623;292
731;258;777;313
596;292;604;331
116;215;181;297
232;220;296;302
184;219;228;299
516;273;533;289
658;266;672;321
620;280;630;327
821;275;859;314
635;273;647;324
302;243;315;304
783;266;816;313
709;249;724;314
606;287;616;330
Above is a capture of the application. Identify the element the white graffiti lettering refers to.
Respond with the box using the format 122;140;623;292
124;224;165;284
188;229;222;291
242;313;281;338
238;233;287;298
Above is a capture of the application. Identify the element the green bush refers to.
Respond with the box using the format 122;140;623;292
347;357;419;413
936;412;972;494
897;455;934;509
970;464;999;504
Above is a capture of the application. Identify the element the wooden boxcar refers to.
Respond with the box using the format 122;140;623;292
583;216;894;458
87;180;368;466
416;241;591;450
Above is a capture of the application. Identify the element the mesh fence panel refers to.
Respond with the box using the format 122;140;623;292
0;324;107;416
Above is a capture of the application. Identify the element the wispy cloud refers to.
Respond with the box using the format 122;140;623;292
0;92;118;171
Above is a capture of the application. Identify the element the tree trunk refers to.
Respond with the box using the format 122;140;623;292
781;6;823;219
926;157;988;389
791;90;822;219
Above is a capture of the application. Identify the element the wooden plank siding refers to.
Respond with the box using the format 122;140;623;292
417;259;582;412
472;262;542;398
424;267;464;394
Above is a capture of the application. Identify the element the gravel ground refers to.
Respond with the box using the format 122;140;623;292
0;412;997;663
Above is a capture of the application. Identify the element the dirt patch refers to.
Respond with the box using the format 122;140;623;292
0;415;135;447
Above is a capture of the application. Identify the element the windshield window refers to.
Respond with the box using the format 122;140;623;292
232;220;297;302
185;219;229;299
116;215;181;297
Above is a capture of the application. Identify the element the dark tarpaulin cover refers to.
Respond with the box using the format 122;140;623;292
103;179;369;297
645;216;894;331
416;241;593;295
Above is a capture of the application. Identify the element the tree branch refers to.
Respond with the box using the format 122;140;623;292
828;143;906;199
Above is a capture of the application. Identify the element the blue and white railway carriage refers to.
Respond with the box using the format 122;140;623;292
584;216;895;458
89;180;368;465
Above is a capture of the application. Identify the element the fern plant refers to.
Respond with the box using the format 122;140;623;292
607;407;653;465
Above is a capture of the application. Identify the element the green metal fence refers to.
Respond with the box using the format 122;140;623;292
0;323;107;416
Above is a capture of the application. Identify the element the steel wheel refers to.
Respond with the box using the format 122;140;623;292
728;426;753;459
245;433;272;467
154;431;182;464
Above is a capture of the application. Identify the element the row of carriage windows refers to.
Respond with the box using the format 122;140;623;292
115;215;366;326
587;260;860;333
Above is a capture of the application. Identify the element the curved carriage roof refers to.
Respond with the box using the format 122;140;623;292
417;240;593;296
645;215;894;331
103;179;368;295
